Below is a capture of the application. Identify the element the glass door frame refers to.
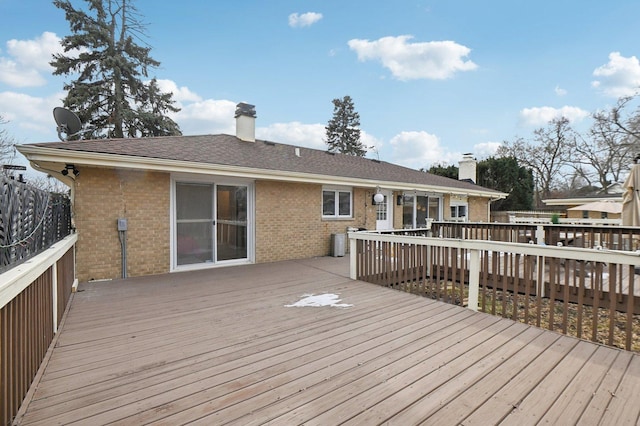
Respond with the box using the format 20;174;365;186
170;174;255;272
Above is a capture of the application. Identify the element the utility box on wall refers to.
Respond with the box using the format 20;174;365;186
331;233;346;257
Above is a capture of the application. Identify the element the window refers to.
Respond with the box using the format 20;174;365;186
323;188;352;218
450;204;468;222
376;195;388;221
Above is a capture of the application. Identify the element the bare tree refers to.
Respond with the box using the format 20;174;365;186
28;174;70;194
498;117;574;205
603;95;640;146
570;111;633;192
0;115;18;171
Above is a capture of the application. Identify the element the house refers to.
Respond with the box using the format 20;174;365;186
543;193;623;221
17;103;505;282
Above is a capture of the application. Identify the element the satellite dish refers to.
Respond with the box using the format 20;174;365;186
53;107;83;141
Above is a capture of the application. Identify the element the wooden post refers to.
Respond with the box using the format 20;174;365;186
468;249;480;311
349;233;357;280
536;225;545;245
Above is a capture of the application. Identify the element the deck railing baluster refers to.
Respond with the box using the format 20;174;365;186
350;229;640;353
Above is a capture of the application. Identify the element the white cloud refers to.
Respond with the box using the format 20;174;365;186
592;52;640;98
0;32;63;88
155;79;202;103
0;91;67;142
519;106;590;126
555;86;567;96
174;99;236;135
0;59;46;87
347;35;477;80
389;130;459;169
288;12;323;28
361;132;384;157
473;142;501;159
258;122;326;149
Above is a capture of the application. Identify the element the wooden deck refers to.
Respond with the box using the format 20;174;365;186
14;257;640;425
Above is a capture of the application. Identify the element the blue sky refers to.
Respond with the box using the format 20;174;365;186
2;0;640;171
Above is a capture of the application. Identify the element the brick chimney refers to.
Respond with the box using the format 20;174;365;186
235;102;256;142
458;153;477;184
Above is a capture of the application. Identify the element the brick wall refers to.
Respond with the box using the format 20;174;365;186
443;195;490;222
255;181;375;262
72;167;492;279
468;196;489;221
74;167;170;282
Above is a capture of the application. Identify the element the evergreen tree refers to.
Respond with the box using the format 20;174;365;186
427;157;534;211
51;0;181;139
478;156;534;211
424;163;459;179
325;95;366;156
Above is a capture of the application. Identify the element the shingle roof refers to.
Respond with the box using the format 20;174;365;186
25;134;503;195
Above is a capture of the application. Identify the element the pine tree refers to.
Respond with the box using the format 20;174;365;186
51;0;181;139
325;95;366;156
478;156;534;211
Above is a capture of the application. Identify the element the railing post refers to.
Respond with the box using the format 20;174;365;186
536;225;545;245
468;249;480;311
537;255;546;298
349;233;357;280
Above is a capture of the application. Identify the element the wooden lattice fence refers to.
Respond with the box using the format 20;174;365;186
0;176;72;272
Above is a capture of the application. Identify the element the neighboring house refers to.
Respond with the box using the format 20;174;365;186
17;103;505;282
543;193;623;220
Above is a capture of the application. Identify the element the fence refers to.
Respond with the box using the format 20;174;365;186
1;176;72;273
0;234;77;426
349;231;640;352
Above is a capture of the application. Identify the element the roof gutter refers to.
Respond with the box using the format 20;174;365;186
17;145;507;199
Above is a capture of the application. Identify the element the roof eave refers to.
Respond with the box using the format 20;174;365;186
17;145;506;199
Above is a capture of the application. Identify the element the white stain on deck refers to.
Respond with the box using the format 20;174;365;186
285;293;353;308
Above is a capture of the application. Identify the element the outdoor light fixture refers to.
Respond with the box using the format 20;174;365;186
373;187;384;204
61;164;79;177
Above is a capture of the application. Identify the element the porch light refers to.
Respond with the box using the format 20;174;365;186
373;187;384;204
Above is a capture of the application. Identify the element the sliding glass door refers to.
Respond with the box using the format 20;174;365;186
402;194;442;228
175;181;249;267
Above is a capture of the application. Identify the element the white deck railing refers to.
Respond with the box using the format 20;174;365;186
0;233;77;425
348;230;640;352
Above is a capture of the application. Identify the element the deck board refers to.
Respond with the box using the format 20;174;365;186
14;257;640;425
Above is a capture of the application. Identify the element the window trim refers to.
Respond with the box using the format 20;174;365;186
322;186;353;218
